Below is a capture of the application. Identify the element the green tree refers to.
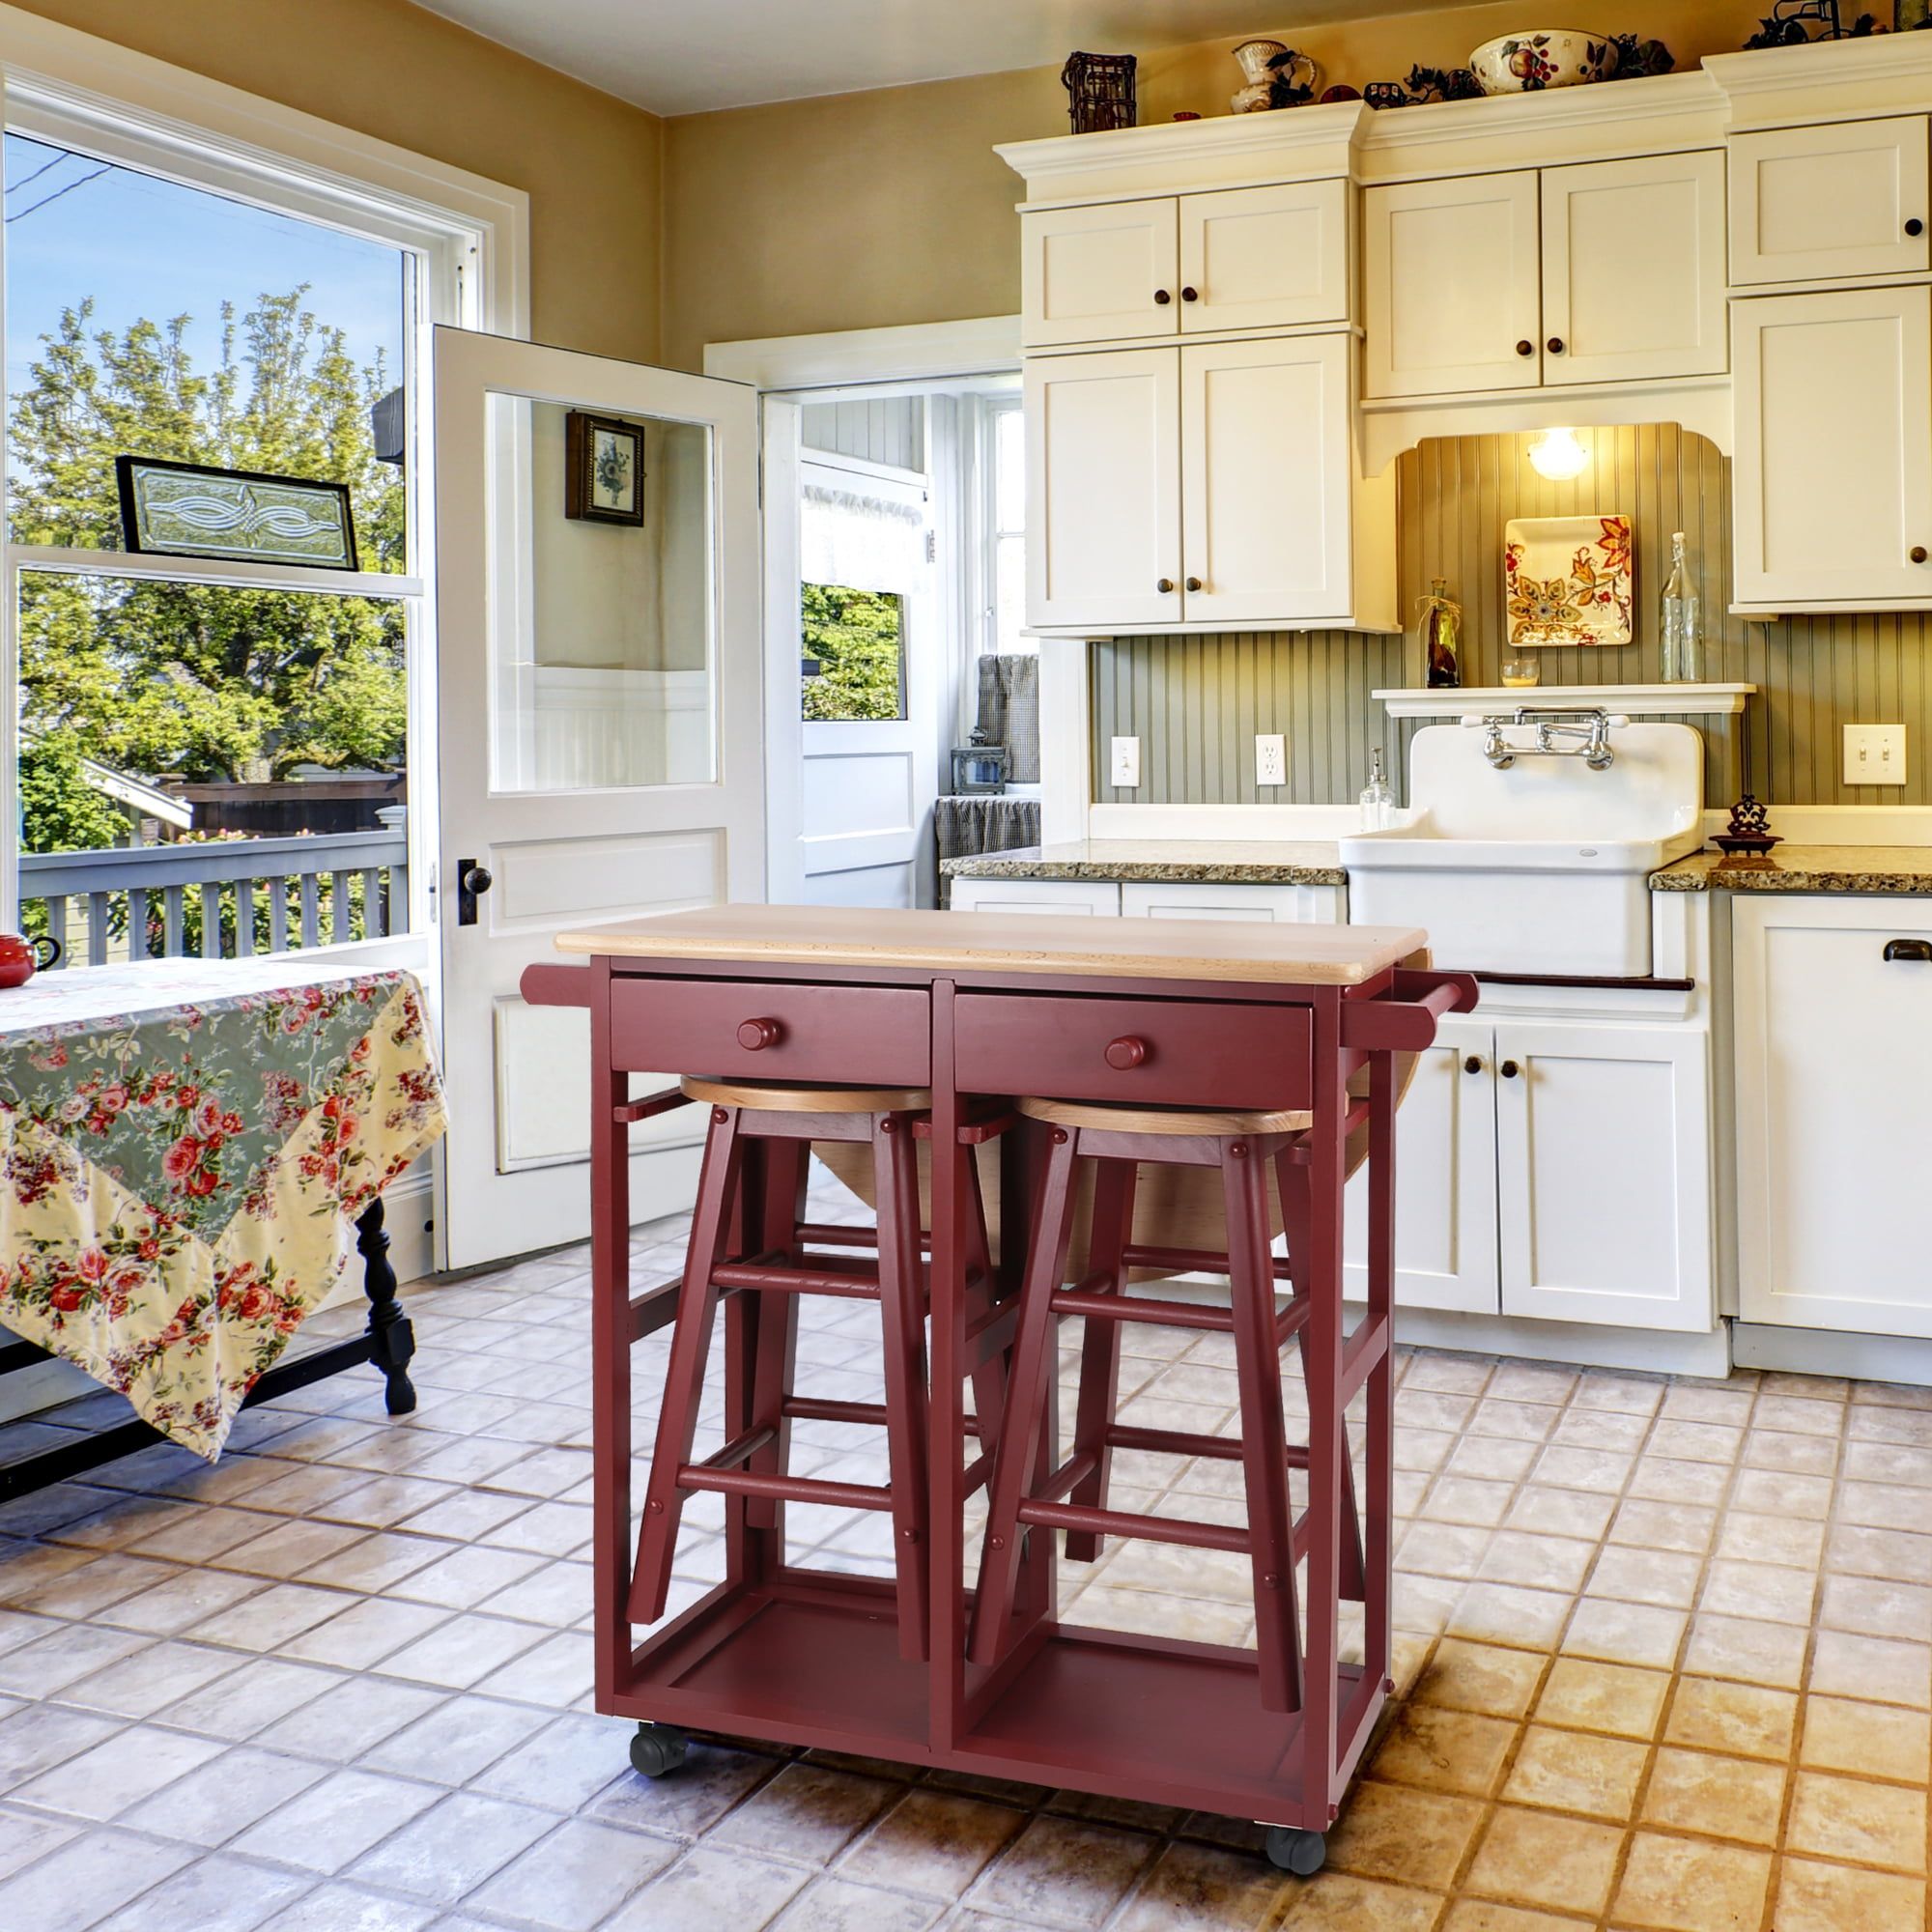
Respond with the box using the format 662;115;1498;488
801;582;904;723
16;735;126;856
9;288;406;808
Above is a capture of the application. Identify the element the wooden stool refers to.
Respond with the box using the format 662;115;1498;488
628;1076;997;1663
968;1084;1394;1715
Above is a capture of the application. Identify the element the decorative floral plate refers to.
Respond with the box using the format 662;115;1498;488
1504;514;1634;646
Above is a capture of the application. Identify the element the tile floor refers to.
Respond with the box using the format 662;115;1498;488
0;1175;1928;1931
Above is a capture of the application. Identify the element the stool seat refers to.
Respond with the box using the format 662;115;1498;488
1017;1094;1313;1137
680;1075;933;1114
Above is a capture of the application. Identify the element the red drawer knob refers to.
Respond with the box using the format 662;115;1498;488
1104;1036;1150;1070
736;1018;782;1051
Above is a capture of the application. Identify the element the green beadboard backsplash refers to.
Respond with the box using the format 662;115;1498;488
1089;425;1932;809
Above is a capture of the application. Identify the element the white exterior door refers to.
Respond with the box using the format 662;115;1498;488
1345;1017;1498;1316
1021;198;1179;348
1180;334;1352;627
1732;286;1932;607
1179;181;1350;334
1734;897;1932;1339
1363;170;1542;398
1026;348;1180;631
1541;151;1727;385
1495;1022;1713;1333
1731;116;1930;285
433;327;762;1270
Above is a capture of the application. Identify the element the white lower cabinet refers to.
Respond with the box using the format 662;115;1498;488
1734;896;1932;1339
948;878;1121;916
1348;1016;1715;1332
1121;880;1344;923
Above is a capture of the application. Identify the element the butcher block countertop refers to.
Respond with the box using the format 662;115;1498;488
941;839;1347;887
555;902;1427;986
1650;846;1932;894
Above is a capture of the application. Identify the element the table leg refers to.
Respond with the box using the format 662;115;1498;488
355;1197;416;1415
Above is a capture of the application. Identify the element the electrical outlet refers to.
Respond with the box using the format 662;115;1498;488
1844;724;1908;786
1255;733;1288;787
1109;735;1141;788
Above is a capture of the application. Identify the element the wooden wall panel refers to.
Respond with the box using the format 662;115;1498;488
1090;425;1932;809
801;397;924;471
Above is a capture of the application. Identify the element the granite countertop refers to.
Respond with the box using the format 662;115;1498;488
940;839;1347;886
1650;846;1932;895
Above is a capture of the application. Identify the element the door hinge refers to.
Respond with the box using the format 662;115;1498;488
925;529;937;565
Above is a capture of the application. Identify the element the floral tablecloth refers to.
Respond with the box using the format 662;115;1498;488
0;960;446;1459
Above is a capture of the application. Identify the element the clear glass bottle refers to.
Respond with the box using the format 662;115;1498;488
1359;748;1396;830
1661;529;1702;682
1418;578;1462;690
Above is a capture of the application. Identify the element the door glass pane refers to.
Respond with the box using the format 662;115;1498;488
801;585;905;721
487;396;716;792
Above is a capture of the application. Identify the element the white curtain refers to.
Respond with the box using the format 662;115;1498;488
801;482;923;593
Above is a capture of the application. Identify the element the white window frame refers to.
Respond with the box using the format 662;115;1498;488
0;2;528;959
973;390;1028;668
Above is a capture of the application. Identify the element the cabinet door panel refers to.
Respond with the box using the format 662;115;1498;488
1026;349;1181;631
948;879;1120;916
1731;116;1930;286
1121;881;1334;922
1364;172;1542;398
1180;334;1351;626
1734;898;1932;1338
1542;152;1726;384
1179;180;1350;333
1021;200;1179;349
1496;1023;1713;1332
1344;1018;1498;1315
1732;287;1932;606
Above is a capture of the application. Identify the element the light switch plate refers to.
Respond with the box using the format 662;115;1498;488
1255;733;1287;786
1109;735;1141;787
1844;724;1907;786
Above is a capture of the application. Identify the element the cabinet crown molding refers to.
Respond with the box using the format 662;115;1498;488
1707;31;1932;130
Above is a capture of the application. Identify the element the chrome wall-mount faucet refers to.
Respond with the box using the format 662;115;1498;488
1462;707;1628;772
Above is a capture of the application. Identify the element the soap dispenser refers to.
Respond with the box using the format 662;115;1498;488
1359;749;1396;831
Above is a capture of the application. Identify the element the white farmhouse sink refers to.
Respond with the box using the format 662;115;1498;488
1341;719;1704;977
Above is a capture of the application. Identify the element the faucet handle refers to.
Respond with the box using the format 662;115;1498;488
1604;715;1631;729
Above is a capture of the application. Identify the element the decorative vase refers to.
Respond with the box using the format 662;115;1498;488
1230;39;1318;113
1418;578;1463;690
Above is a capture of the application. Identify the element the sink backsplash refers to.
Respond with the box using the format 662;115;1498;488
1088;423;1932;811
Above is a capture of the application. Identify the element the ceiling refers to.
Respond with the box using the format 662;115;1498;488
411;0;1463;118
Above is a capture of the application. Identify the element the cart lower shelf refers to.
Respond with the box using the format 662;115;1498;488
612;1573;1378;1822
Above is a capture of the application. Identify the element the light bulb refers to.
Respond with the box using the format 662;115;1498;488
1527;426;1590;481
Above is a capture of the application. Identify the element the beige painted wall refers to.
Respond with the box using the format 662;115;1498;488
663;0;1771;370
7;0;666;361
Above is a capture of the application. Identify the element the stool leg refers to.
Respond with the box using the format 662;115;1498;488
1063;1157;1137;1562
745;1139;808;1538
1225;1138;1305;1716
628;1105;744;1625
969;1125;1081;1668
875;1115;931;1662
1277;1152;1367;1604
963;1150;1009;1461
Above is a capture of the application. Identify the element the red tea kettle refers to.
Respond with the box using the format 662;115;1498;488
0;934;59;988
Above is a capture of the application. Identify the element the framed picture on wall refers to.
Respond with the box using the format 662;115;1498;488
565;410;645;526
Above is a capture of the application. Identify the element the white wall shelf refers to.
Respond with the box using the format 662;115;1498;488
1374;683;1755;721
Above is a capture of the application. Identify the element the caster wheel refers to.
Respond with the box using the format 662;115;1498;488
1264;1826;1326;1877
629;1722;689;1779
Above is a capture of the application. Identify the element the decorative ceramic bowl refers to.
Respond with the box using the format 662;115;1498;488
1469;29;1619;94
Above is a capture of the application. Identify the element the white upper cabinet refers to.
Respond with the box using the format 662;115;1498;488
1363;170;1543;398
1178;180;1350;334
1731;115;1930;286
1021;199;1179;349
1731;284;1932;607
1179;334;1353;626
1541;152;1728;384
1024;348;1180;631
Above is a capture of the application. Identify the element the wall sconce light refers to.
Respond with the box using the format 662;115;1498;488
1527;426;1590;481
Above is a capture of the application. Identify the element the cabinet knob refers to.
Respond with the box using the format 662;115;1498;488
1515;340;1535;357
1463;1055;1484;1075
1499;1059;1521;1079
1104;1036;1150;1070
736;1018;783;1051
1547;337;1566;355
1180;286;1200;302
1909;218;1926;237
1185;576;1204;592
1153;288;1173;305
1913;546;1929;565
1157;578;1176;593
1883;939;1932;964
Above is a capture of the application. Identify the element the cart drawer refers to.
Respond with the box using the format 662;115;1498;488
611;979;930;1087
954;993;1310;1111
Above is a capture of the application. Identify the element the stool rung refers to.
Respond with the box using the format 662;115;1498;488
1049;1287;1235;1332
1122;1243;1293;1282
1037;1449;1100;1505
796;1221;882;1249
782;1396;887;1428
962;1451;993;1496
712;1260;881;1300
1105;1422;1244;1463
1274;1294;1311;1345
1339;1316;1391;1408
1016;1496;1250;1556
682;1465;895;1512
630;1280;680;1341
693;1424;779;1472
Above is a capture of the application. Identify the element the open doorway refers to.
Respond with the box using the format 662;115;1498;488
762;375;1037;909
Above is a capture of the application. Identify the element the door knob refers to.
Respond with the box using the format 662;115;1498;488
1104;1036;1150;1069
1547;337;1566;355
1185;576;1204;592
1154;288;1173;305
1463;1055;1484;1075
1515;340;1535;356
736;1017;783;1049
1909;218;1926;237
1913;546;1928;564
1180;286;1200;302
1499;1059;1520;1079
1883;939;1932;963
456;862;492;926
1157;578;1176;593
